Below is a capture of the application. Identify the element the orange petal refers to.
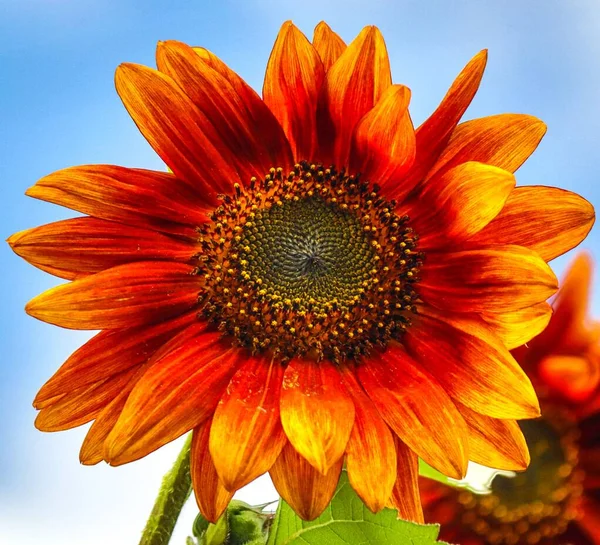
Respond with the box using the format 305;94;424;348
105;330;242;465
419;245;558;313
341;368;396;513
407;162;515;249
35;366;138;432
457;402;529;471
426;114;546;179
388;437;424;523
8;217;195;281
115;63;240;196
79;364;149;465
209;356;286;491
554;252;593;324
33;393;64;410
263;21;325;161
80;397;127;465
312;22;346;71
34;311;199;406
25;165;210;239
481;302;552;350
357;347;468;479
280;360;354;474
25;262;200;330
157;40;291;180
539;354;600;404
405;308;540;419
192;46;293;170
404;50;488;190
317;26;392;166
191;420;234;523
81;317;213;464
536;252;597;352
349;84;416;198
469;186;595;262
269;441;343;521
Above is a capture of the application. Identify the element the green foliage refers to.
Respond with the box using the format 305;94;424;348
191;500;270;545
418;459;454;486
193;514;210;538
266;472;447;545
189;463;455;545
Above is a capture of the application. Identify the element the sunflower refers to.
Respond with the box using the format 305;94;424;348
421;253;600;544
8;21;595;523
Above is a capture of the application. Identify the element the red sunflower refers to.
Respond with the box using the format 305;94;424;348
421;252;600;544
8;21;595;522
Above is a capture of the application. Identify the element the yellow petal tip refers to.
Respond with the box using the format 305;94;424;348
315;21;331;31
24;184;41;198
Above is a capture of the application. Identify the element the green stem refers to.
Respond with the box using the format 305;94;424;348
139;434;193;545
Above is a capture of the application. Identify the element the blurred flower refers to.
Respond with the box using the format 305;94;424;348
8;21;595;522
421;252;600;544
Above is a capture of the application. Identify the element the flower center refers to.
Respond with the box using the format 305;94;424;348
238;196;375;312
457;407;584;544
196;162;422;362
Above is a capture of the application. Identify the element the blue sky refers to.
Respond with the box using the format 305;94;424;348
1;1;599;544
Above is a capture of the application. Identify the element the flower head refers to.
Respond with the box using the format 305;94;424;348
8;21;595;522
421;252;600;544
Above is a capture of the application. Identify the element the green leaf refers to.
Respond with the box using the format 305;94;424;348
226;501;268;545
194;500;270;545
267;472;445;545
203;513;228;545
418;459;454;486
193;514;210;538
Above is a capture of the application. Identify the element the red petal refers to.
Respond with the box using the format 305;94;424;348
192;47;293;171
481;302;552;350
426;114;546;179
419;245;558;313
25;165;210;239
115;63;240;196
457;402;530;471
357;347;468;479
407;162;515;249
312;22;347;71
349;84;416;198
35;366;138;432
80;365;149;465
263;21;325;161
388;437;424;523
469;186;595;262
157;40;291;180
81;316;213;461
317;26;392;166
269;441;343;521
26;262;200;330
8;217;196;280
280;360;354;474
341;367;396;513
404;50;487;190
536;252;597;352
105;330;242;465
191;420;234;523
209;356;286;491
34;311;199;406
405;308;540;419
539;355;600;404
